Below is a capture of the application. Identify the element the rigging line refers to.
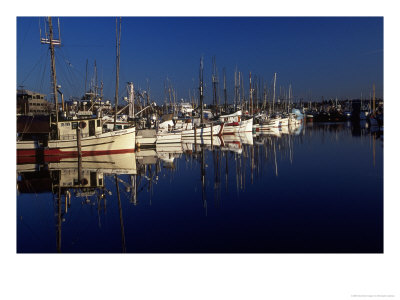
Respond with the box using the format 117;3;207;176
38;49;51;93
19;48;48;86
60;56;79;97
33;51;46;91
55;53;73;92
58;48;86;82
55;54;77;97
38;50;49;95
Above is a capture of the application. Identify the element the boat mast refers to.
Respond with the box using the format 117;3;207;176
234;67;237;111
84;59;88;96
223;68;227;113
114;17;122;131
127;82;135;119
41;17;61;126
272;72;277;114
263;81;267;112
249;72;252;115
257;77;261;112
199;57;204;125
240;72;244;111
361;92;363;110
94;60;98;100
49;18;59;124
212;56;218;116
372;83;376;116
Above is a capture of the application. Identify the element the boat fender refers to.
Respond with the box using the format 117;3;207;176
79;121;87;129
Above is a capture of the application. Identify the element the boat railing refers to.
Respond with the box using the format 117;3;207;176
60;132;91;140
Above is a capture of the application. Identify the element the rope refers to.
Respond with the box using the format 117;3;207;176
19;48;47;87
38;50;49;94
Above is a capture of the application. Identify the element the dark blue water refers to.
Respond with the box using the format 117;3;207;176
17;121;383;253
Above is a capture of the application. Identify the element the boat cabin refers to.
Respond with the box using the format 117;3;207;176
219;110;242;124
57;117;103;140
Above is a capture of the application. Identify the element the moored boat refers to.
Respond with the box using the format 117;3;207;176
219;110;253;134
17;116;136;158
17;17;136;160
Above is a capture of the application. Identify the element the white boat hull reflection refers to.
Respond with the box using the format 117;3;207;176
48;152;137;175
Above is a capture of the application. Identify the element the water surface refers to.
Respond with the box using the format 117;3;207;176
17;121;383;253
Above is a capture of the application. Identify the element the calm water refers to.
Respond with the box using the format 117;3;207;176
16;121;383;253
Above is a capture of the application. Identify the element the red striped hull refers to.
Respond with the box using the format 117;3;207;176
17;147;134;157
17;149;39;157
17;148;135;164
44;148;135;157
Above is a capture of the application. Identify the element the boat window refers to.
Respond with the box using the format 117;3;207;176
97;120;100;127
72;122;78;129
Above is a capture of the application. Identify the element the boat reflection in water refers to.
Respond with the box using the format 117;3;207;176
17;121;383;253
16;123;303;252
17;153;137;253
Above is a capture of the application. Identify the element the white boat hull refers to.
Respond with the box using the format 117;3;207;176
181;124;223;137
259;118;281;130
136;129;157;146
280;117;289;126
222;118;253;134
48;152;137;175
18;127;136;157
156;131;182;144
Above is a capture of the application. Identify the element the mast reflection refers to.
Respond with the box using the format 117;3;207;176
17;121;382;252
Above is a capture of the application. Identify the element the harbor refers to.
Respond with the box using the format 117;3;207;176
16;17;383;254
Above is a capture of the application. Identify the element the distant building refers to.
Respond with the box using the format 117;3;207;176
17;89;51;115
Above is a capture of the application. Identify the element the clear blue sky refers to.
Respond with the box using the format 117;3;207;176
17;17;383;104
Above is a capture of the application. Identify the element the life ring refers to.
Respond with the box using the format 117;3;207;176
79;121;87;129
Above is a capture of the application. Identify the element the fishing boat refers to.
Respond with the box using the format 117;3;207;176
305;111;316;122
17;17;135;160
180;123;223;137
281;125;289;135
260;114;281;130
219;110;253;134
178;101;194;117
156;129;182;144
17;116;135;159
136;129;157;147
280;115;289;126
